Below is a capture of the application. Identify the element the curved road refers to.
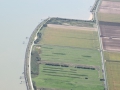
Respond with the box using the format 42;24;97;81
24;18;50;90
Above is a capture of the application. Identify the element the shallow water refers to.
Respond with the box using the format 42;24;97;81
0;0;95;90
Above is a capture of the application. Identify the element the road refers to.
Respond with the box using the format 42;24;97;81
24;18;50;90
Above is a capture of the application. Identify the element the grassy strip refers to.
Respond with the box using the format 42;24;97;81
40;45;101;66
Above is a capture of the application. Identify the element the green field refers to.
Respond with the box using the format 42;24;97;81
40;27;99;49
32;64;104;90
104;51;120;61
40;45;101;66
103;51;120;90
98;13;120;23
106;62;120;90
31;23;104;90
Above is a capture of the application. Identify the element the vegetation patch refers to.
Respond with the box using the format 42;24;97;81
46;17;94;27
32;65;104;90
104;51;120;61
40;27;99;49
31;19;103;90
98;13;120;23
31;51;40;77
31;46;41;78
106;62;120;90
40;45;101;66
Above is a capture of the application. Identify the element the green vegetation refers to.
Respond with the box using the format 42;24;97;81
31;51;40;77
106;62;120;90
103;51;120;90
41;45;101;66
32;64;104;90
31;46;41;77
40;27;99;49
104;51;120;61
98;13;120;23
47;18;95;27
31;18;103;90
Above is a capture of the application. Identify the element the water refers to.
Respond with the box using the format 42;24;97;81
0;0;95;90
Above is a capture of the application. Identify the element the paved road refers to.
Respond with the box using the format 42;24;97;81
24;18;50;90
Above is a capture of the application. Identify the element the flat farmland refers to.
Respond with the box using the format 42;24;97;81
99;21;120;38
98;13;120;23
106;62;120;90
32;64;104;90
98;1;120;90
40;45;101;66
31;23;103;89
40;26;99;49
102;38;120;51
99;21;120;51
99;1;120;14
104;51;120;61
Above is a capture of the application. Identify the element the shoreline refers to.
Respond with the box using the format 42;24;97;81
88;13;93;20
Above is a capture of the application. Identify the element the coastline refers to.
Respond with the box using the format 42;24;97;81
88;13;93;20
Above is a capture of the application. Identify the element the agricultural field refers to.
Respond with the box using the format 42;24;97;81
98;0;120;22
99;21;120;38
102;38;120;51
40;45;101;66
106;62;120;90
99;21;120;51
40;26;99;49
31;19;104;90
99;0;120;14
97;0;120;90
103;47;120;90
104;51;120;61
32;64;104;90
98;13;120;23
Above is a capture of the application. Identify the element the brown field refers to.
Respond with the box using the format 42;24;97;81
40;26;99;49
102;37;120;51
97;13;120;23
104;51;120;61
99;21;120;38
106;62;120;90
99;1;120;14
99;21;120;51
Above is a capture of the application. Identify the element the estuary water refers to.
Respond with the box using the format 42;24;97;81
0;0;95;90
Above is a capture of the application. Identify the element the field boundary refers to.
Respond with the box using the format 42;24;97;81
94;0;108;90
